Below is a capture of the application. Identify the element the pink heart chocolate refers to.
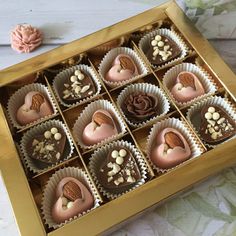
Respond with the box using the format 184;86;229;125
171;71;205;103
51;177;94;224
16;91;53;125
150;128;191;169
82;109;118;146
105;54;139;82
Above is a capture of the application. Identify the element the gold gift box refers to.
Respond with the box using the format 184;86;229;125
1;1;236;235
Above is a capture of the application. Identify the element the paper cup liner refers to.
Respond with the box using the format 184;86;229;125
186;96;236;148
117;83;170;128
88;36;126;56
88;140;147;200
98;47;149;88
138;28;188;70
53;64;102;108
146;118;203;174
131;21;163;42
7;83;58;129
41;167;100;229
20;119;74;174
72;99;126;150
163;63;217;107
44;54;85;74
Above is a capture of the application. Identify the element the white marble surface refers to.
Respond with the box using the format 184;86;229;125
1;1;236;236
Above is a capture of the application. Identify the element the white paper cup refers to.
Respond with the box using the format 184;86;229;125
163;63;217;107
41;167;100;229
98;47;149;88
7;83;58;129
138;28;188;69
186;96;236;148
146;118;203;173
88;140;147;200
20;119;74;174
117;83;170;128
72;99;126;149
53;64;102;107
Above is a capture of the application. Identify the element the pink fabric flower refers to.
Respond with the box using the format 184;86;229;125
10;24;43;53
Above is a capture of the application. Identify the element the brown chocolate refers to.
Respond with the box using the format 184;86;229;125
98;147;141;191
27;127;66;164
144;35;181;66
121;92;159;124
59;69;96;104
200;105;236;144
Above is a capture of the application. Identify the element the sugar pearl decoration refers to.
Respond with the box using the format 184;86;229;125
151;40;157;46
67;202;73;209
77;73;84;80
44;131;52;139
70;75;77;83
119;149;127;157
155;35;162;41
116;156;124;165
208;107;215;113
74;70;81;76
111;150;119;158
61;197;68;206
212;112;220;120
205;112;212;120
54;132;62;140
157;41;164;47
51;127;58;135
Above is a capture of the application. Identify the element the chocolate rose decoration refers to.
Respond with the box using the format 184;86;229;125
122;92;158;123
10;24;43;53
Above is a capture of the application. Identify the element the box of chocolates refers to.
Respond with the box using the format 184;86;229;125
0;1;236;235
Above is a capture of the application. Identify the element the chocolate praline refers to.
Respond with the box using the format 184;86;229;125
59;69;96;104
144;34;181;66
98;147;141;191
171;71;205;103
151;128;191;169
51;177;94;223
199;105;236;144
105;54;139;82
27;126;67;165
121;91;159;124
16;91;53;126
82;109;119;146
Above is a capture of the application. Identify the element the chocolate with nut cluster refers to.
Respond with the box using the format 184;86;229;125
121;91;159;124
98;147;141;190
199;105;236;145
145;34;181;66
27;127;66;164
59;69;96;104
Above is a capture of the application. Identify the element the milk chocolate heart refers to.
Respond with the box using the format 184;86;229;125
27;127;66;165
16;91;53;126
105;54;139;82
82;109;118;146
145;34;181;66
59;69;96;104
98;147;141;191
171;71;205;103
150;128;191;169
199;105;236;144
52;177;94;223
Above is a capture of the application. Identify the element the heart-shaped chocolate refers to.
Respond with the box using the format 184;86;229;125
98;147;141;191
199;105;236;144
52;177;94;223
150;128;191;169
16;91;53;126
82;109;119;146
145;35;181;66
27;126;66;164
105;54;139;82
59;69;96;104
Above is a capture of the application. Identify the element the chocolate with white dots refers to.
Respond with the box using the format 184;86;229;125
200;105;236;144
98;147;141;190
27;127;66;164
